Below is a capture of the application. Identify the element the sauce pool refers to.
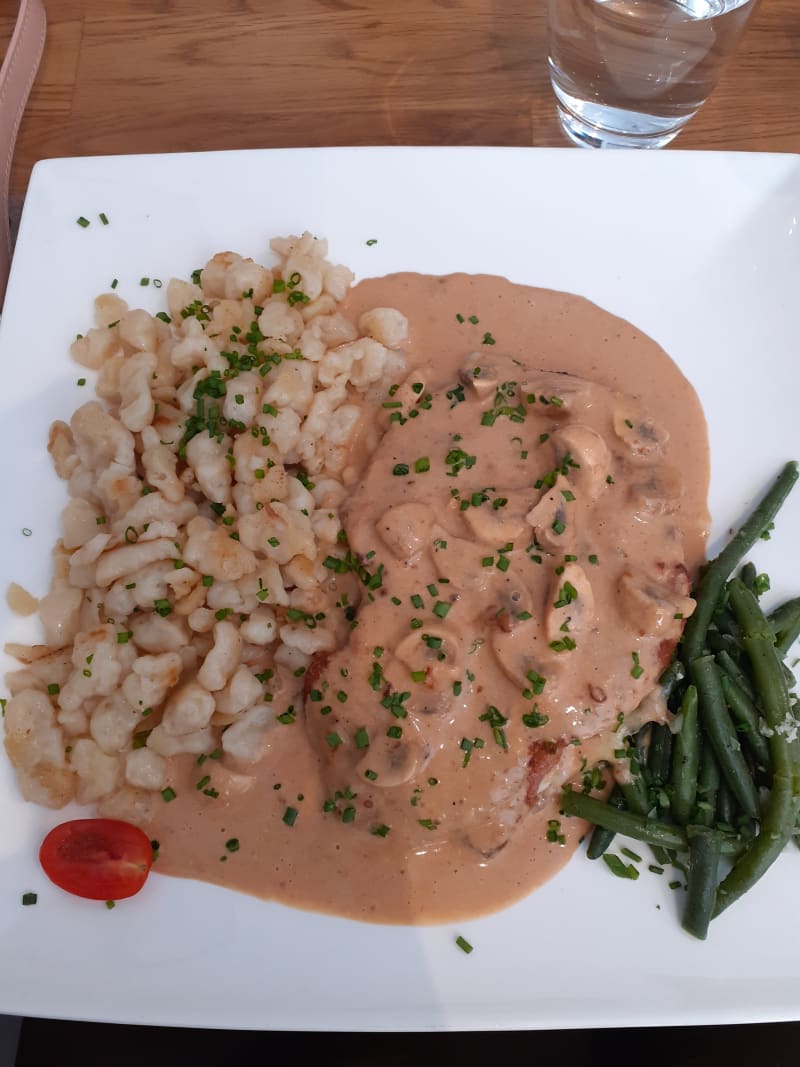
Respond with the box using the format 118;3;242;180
145;273;709;924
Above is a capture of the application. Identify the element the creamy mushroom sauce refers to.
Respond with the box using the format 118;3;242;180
147;274;709;923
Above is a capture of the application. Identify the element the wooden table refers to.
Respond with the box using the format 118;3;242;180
2;0;799;207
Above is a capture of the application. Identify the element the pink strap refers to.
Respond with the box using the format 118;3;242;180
0;0;46;307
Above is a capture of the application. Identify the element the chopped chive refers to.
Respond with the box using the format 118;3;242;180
603;854;639;880
455;935;473;954
621;847;642;863
630;651;644;679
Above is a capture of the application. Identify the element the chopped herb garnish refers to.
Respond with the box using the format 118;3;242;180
553;581;578;609
522;707;550;728
603;854;639;880
630;651;644;679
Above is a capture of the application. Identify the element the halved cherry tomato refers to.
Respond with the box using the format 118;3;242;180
39;819;153;901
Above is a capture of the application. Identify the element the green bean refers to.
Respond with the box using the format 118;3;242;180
691;656;760;819
561;789;687;850
694;739;721;828
561;789;743;856
712;608;741;642
720;673;772;771
682;461;799;663
619;727;651;816
586;786;625;860
767;596;800;639
715;649;755;702
648;722;673;786
716;779;736;827
729;579;799;779
659;660;686;705
709;581;800;917
682;826;723;940
713;773;800;917
739;561;757;593
706;631;741;658
671;686;700;826
771;598;800;656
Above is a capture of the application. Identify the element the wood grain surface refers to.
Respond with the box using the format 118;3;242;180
1;0;799;198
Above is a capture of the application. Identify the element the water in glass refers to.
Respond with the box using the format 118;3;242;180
548;0;758;148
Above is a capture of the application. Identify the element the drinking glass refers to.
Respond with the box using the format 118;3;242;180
547;0;759;149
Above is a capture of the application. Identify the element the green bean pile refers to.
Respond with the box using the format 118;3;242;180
561;461;800;939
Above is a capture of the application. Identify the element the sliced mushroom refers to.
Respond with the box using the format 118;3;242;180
544;562;596;643
458;352;498;398
618;570;695;637
430;525;493;593
524;477;577;552
355;730;428;788
521;371;592;416
376;502;434;564
462;489;538;546
549;424;611;501
395;626;462;687
490;611;550;689
628;465;684;516
490;573;536;633
613;404;669;458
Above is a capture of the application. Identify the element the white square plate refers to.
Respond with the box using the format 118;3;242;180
0;147;799;1030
